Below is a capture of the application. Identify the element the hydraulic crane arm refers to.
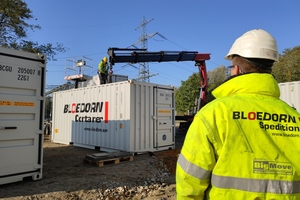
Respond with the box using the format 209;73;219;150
107;47;210;113
108;47;210;65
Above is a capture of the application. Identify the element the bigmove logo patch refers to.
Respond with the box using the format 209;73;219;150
63;101;108;123
253;160;293;175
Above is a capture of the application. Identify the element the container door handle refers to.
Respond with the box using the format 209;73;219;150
158;122;167;125
0;127;17;130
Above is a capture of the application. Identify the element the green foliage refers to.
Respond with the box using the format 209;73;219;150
0;0;39;43
175;66;227;114
10;41;67;61
0;0;68;61
272;46;300;83
175;73;200;115
207;66;226;102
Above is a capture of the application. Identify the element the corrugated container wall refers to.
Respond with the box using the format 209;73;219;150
0;47;45;185
52;80;175;152
279;81;300;112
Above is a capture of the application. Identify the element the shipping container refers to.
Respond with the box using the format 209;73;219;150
52;80;175;152
0;47;46;185
279;81;300;111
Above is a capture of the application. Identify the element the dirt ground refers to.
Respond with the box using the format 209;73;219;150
0;130;186;199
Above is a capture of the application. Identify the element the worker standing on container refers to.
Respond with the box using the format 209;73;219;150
98;56;108;84
176;29;300;199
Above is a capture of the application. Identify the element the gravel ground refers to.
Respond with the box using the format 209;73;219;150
0;130;186;199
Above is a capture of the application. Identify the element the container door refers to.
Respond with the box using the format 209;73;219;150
154;87;175;148
0;49;45;183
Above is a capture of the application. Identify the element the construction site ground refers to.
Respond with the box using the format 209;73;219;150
0;127;186;200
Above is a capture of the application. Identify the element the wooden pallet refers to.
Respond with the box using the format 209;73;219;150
83;154;134;167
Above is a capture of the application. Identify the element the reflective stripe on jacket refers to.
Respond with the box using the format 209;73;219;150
176;73;300;200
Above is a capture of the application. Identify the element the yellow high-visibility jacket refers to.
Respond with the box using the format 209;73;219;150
98;60;108;75
176;73;300;200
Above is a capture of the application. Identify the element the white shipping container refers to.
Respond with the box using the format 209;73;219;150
52;80;175;152
0;47;45;185
279;81;300;111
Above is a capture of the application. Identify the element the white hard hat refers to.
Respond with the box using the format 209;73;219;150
225;29;278;61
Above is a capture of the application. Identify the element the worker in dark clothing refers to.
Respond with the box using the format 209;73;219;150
98;56;108;84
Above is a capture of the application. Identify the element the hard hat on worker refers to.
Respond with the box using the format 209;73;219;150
103;56;107;63
225;29;278;62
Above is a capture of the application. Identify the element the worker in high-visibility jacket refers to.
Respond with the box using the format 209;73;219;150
176;29;300;199
98;56;108;84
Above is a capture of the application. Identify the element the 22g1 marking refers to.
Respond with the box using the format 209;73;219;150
18;74;29;81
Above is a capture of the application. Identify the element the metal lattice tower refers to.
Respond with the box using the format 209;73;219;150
133;17;157;82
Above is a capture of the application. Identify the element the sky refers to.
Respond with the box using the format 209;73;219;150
24;0;300;88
